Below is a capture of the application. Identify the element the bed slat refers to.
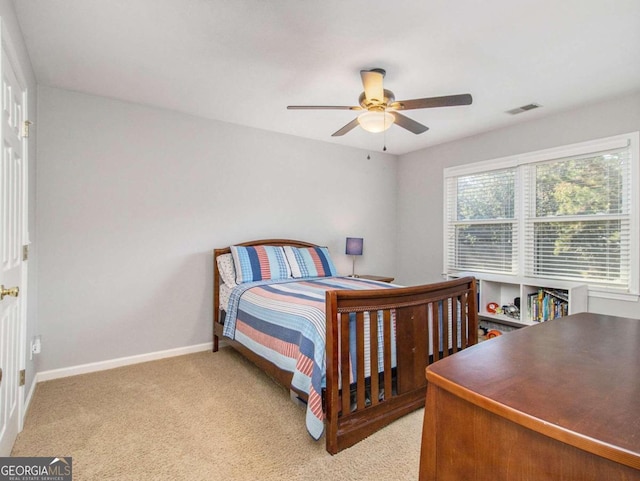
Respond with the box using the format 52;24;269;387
452;296;459;354
356;311;366;410
431;302;440;362
369;309;380;407
340;312;351;416
383;309;393;402
442;300;450;358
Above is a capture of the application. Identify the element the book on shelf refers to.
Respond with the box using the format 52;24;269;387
527;288;569;322
542;289;569;302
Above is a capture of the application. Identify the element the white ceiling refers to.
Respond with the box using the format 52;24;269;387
12;0;640;155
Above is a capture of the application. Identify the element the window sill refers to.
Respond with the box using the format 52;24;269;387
588;289;640;302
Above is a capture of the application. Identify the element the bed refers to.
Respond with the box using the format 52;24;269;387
213;239;478;454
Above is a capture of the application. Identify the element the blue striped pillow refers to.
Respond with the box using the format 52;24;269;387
283;246;338;278
230;245;292;284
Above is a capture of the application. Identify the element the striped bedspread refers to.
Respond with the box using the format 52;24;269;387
222;276;398;440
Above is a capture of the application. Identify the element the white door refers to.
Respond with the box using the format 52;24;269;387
0;40;28;456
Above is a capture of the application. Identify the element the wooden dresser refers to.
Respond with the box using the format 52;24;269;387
419;312;640;481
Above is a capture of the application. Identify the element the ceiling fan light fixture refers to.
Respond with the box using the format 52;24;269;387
357;111;394;133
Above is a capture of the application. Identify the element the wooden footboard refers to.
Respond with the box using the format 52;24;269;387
324;277;477;454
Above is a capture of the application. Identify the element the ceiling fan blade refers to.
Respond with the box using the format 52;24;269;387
391;112;429;134
331;118;360;137
391;93;472;111
360;69;385;104
287;105;361;110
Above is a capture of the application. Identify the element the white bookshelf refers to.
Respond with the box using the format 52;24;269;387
456;272;588;328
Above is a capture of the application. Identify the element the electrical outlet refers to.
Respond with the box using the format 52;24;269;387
30;336;41;360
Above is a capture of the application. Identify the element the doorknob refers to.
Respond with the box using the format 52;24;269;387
0;285;19;300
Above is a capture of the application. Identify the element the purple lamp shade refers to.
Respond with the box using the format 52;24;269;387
345;237;364;256
346;237;363;277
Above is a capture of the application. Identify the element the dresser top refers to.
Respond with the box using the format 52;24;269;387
427;312;640;469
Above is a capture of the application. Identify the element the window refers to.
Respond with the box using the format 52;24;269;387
444;132;639;298
447;168;517;274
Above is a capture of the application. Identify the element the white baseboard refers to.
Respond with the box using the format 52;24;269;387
21;374;39;429
36;342;213;383
24;375;37;408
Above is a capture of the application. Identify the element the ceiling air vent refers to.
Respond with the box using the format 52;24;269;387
506;103;541;115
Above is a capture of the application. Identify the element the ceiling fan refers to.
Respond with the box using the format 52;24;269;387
287;68;472;137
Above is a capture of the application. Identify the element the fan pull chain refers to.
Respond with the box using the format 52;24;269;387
383;111;387;152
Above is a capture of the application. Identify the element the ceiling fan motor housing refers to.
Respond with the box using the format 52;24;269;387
358;89;395;111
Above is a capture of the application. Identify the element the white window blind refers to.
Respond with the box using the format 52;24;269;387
445;168;518;274
444;132;639;296
523;147;631;288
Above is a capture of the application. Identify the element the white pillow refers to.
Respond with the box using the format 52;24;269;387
216;253;237;287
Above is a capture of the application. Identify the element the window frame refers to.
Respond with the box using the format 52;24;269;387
443;132;640;301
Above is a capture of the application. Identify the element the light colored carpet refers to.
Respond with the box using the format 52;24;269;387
12;348;424;480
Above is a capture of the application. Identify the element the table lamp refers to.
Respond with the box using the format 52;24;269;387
345;237;364;277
